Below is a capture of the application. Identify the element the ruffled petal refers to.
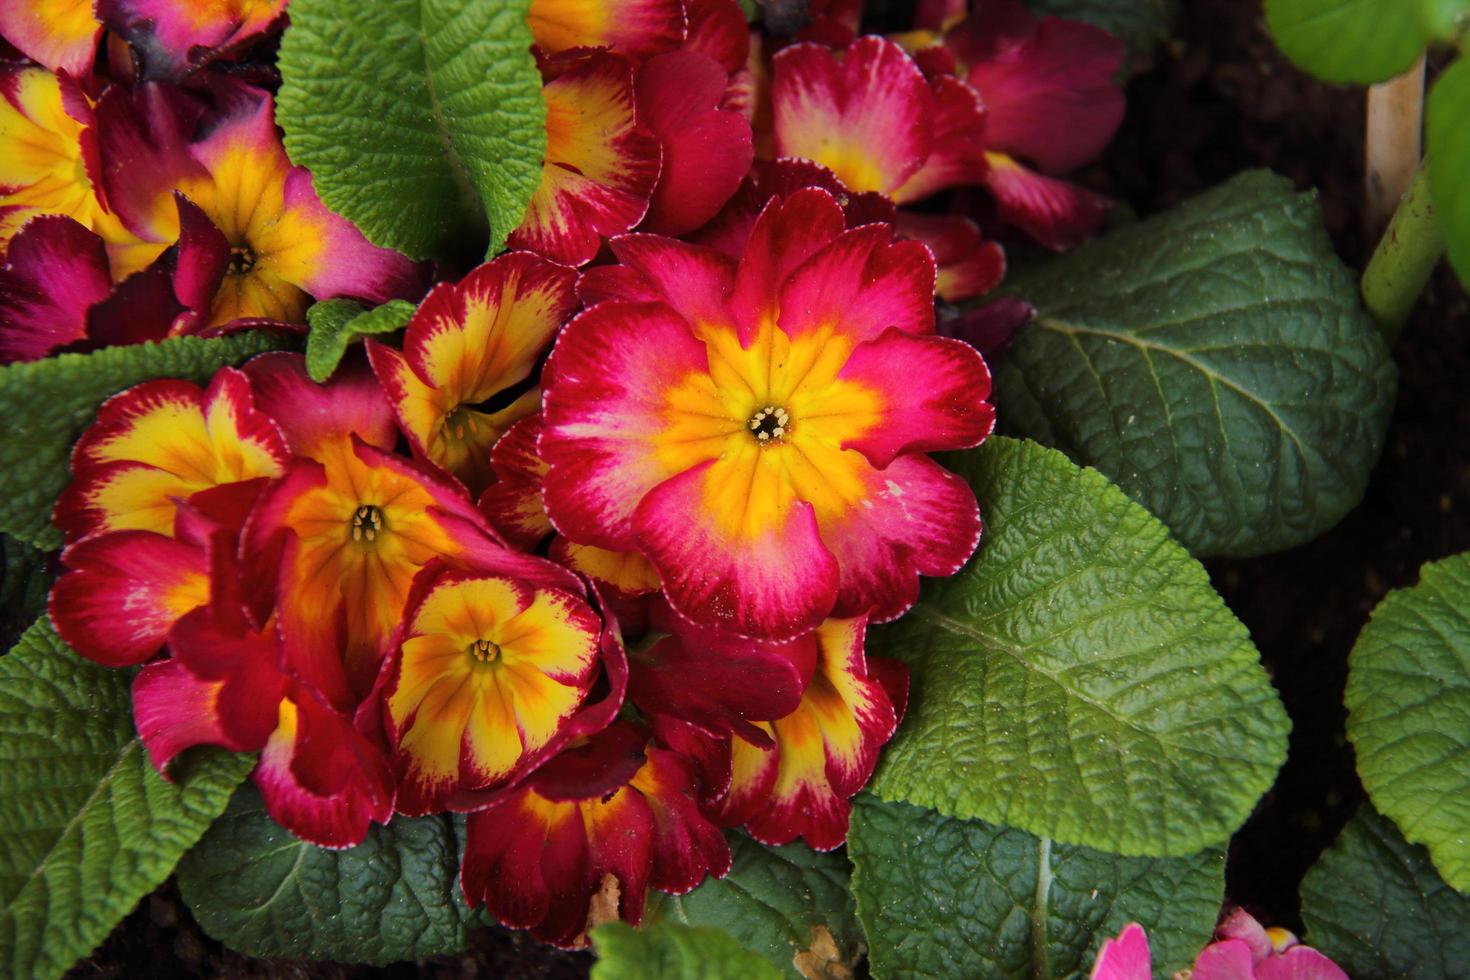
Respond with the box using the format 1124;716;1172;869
97;0;286;78
242;351;397;458
0;215;112;363
895;211;1005;302
775;221;936;344
983;151;1109;250
480;414;554;549
0;1;100;76
1090;923;1154;980
550;538;661;598
891;75;989;203
527;0;685;59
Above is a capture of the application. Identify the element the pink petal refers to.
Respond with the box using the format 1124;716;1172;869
1090;923;1152;980
0;215;112;363
983;153;1110;250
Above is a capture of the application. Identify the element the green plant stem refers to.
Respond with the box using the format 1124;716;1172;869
1361;165;1445;343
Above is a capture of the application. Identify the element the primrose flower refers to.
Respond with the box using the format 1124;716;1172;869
526;0;685;59
705;617;906;849
369;252;576;494
0;1;100;77
1;66;134;259
1090;914;1349;980
99;85;421;324
97;0;288;77
383;562;604;816
461;721;730;948
479;414;554;549
53;368;288;543
540;187;994;640
508;51;661;267
895;211;1005;303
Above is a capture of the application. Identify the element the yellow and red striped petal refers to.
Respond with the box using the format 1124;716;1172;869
0;2;99;79
550;537;660;598
772;37;934;197
49;530;208;666
480;414;554;549
508;52;661;267
527;0;685;59
98;0;286;78
385;568;602;815
55;367;288;542
714;617;903;849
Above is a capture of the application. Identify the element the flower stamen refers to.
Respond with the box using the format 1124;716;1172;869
468;638;500;663
747;405;790;443
228;244;257;275
350;504;384;542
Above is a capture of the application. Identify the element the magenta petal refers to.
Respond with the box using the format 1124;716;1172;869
1089;923;1152;980
1255;947;1350;980
1189;940;1256;980
171;193;230;323
0;216;112;364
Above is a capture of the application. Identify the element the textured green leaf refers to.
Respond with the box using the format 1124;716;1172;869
0;331;293;550
868;437;1289;856
0;619;252;980
591;922;783;980
1025;0;1175;54
1417;0;1470;36
647;834;861;977
1;535;50;622
1264;0;1425;84
1429;59;1470;291
1345;551;1470;892
1300;807;1470;979
848;797;1223;979
305;298;417;382
277;0;546;261
177;784;480;963
996;170;1395;558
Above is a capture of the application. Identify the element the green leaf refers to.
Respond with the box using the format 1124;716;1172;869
1345;551;1470;892
1429;59;1470;291
1300;807;1470;979
996;170;1395;558
848;797;1224;979
1025;0;1175;55
591;922;784;980
1417;0;1470;36
648;834;861;977
277;0;547;262
1264;0;1426;84
0;330;294;550
1;535;50;621
305;298;417;382
868;437;1289;856
177;784;480;963
0;619;252;980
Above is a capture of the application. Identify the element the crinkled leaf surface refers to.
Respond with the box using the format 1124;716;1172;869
0;619;252;980
177;785;480;963
996;170;1395;558
592;922;783;980
868;437;1289;856
0;330;293;550
1025;0;1175;54
1;535;50;626
1300;807;1470;979
1429;58;1470;291
1264;0;1426;84
277;0;546;261
848;797;1223;979
304;298;417;382
647;833;861;977
1345;551;1470;892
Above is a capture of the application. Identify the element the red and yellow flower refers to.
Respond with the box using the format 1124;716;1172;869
540;187;994;640
369;252;576;494
0;1;101;77
98;0;288;77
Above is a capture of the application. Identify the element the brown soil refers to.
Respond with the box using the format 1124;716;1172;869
57;0;1470;975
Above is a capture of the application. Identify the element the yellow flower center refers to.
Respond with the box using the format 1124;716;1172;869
467;638;501;664
350;503;384;543
747;405;791;444
227;243;257;275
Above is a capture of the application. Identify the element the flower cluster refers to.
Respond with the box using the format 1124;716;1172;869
10;0;1124;949
1091;911;1349;980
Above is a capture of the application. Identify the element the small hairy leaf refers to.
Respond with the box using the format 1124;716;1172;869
848;797;1223;979
592;922;784;980
277;0;547;261
177;785;479;963
648;834;861;977
305;298;417;382
1300;807;1470;979
1264;0;1426;84
1025;0;1175;54
0;331;293;550
869;437;1289;856
0;619;252;980
996;170;1396;558
1429;59;1470;291
1346;551;1470;891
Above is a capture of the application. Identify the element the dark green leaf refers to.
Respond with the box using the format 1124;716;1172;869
1429;59;1470;291
1025;0;1175;55
305;298;417;382
0;331;294;550
1300;807;1470;979
996;170;1396;557
277;0;547;261
591;922;783;980
177;784;480;963
1346;551;1470;891
848;797;1223;979
648;834;861;977
1264;0;1425;84
869;437;1289;856
0;619;252;979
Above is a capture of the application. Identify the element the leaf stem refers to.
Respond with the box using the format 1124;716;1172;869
1361;164;1444;343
